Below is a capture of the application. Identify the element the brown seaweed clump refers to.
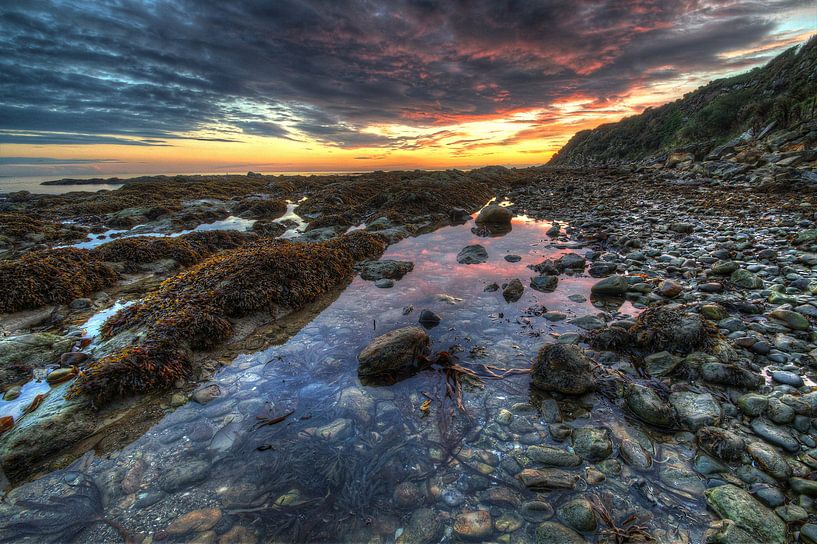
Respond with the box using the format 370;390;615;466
69;232;387;406
0;249;119;313
588;305;714;356
0;212;87;246
234;198;287;219
91;231;255;272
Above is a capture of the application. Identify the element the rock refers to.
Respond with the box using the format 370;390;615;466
629;306;708;353
457;244;488;264
358;327;429;376
572;427;612;461
737;393;768;417
417;310;441;328
192;383;222;404
359;260;414;281
704;484;785;544
802;524;817;544
46;367;77;385
769;309;810;331
530;275;558;292
772;370;803;387
531;344;595;395
703;520;760;544
658;280;683;298
700;362;763;389
59;352;88;366
557;498;596;532
160;460;211;492
746;442;791;480
696;426;745;462
0;333;73;386
534;521;588;544
502;279;524;302
669;221;694;233
476;205;512;224
494;512;523;533
701;304;729;321
670;392;720;431
590;275;628;296
568;315;605;330
751;418;799;452
504;254;521;262
625;384;674;427
393;481;423;508
556;253;586;270
711;261;740;275
69;298;93;310
644;351;681;377
396;508;442;544
790;477;817;496
526;446;582;467
731;269;764;289
620;439;652;469
517;468;578;490
2;386;21;401
164;508;222;535
453;510;492;540
374;278;394;288
449;207;470;222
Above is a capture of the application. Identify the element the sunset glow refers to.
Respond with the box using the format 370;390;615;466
1;1;815;178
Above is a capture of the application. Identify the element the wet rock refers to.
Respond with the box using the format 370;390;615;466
417;309;441;328
502;279;524;302
700;362;763;389
644;351;682;377
517;468;578;490
572;427;612;461
620;439;652;469
494;512;523;533
556;253;586;270
697;426;745;462
2;386;20;401
456;244;488;264
670;392;721;431
526;445;582;467
530;274;558;292
0;333;73;386
453;510;492;540
45;367;77;385
738;393;768;416
766;397;795;424
60;352;88;366
751;418;799;452
747;442;791;480
770;370;803;387
568;315;605;330
630;306;708;353
658;279;683;298
660;451;706;496
449;207;470;222
534;521;588;544
557;497;596;533
396;508;442;544
590;275;629;296
338;387;374;422
625;383;674;427
704;484;785;544
476;204;512;224
504;254;521;262
731;269;764;289
358;326;429;376
790;477;817;496
218;526;257;544
531;344;595;395
359;260;414;281
803;524;817;544
704;519;759;543
160;459;211;492
164;508;222;535
393;481;423;508
701;303;729;321
374;278;394;288
769;309;810;331
192;383;221;404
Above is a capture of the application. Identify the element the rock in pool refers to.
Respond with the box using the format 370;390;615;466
457;244;488;264
358;326;430;376
476;204;512;224
531;344;595;395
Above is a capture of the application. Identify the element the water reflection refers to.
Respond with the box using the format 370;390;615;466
1;214;704;543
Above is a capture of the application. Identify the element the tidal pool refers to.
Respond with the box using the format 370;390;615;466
0;214;707;543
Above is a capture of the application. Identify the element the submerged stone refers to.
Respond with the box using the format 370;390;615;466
456;244;488;264
531;344;595;395
358;326;430;376
704;484;785;544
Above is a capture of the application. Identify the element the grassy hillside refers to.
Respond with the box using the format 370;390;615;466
549;36;817;166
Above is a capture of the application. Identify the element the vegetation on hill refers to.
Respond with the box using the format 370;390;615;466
550;36;817;166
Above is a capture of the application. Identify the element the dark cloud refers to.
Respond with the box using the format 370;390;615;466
0;0;811;148
0;157;122;165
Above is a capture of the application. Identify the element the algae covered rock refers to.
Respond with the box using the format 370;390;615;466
705;484;785;544
0;333;73;387
358;326;430;376
531;344;595;395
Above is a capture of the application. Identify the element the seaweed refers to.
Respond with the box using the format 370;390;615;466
69;232;387;406
0;248;119;313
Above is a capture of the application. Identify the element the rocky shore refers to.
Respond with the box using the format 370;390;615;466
1;163;817;542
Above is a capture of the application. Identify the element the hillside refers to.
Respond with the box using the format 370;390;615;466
550;35;817;166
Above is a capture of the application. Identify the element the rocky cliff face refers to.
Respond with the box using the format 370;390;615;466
550;36;817;173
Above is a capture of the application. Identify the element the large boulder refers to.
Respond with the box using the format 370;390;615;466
358;327;430;376
475;205;512;225
531;344;595;395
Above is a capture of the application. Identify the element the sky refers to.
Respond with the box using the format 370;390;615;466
1;1;815;178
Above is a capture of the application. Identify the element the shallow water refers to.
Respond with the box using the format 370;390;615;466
2;215;709;543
